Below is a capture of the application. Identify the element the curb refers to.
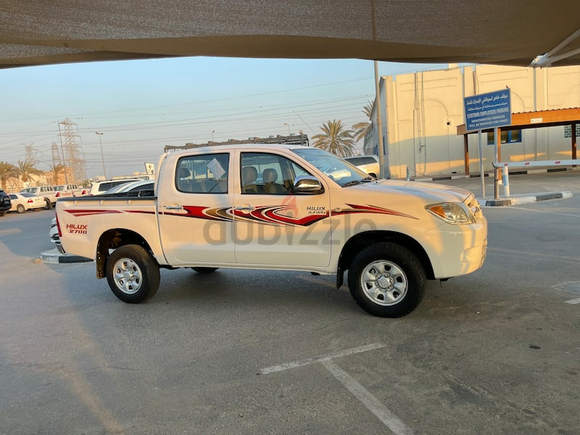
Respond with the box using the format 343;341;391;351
40;248;93;264
413;166;577;183
479;191;573;207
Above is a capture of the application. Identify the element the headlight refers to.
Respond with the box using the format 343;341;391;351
425;202;476;225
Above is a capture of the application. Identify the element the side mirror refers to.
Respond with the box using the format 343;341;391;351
293;176;324;195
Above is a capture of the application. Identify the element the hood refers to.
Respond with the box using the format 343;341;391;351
342;179;473;204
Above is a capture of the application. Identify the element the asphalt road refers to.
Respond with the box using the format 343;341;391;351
1;172;579;435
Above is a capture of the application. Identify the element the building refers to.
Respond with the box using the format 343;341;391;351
365;65;580;179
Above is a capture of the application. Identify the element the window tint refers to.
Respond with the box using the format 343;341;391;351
176;153;229;194
240;152;310;195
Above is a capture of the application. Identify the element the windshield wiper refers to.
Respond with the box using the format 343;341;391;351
342;180;362;188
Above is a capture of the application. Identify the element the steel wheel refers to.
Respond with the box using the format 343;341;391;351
106;244;160;303
360;260;408;306
348;242;426;318
112;257;143;294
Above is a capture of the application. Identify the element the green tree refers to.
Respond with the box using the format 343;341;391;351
312;119;356;157
0;161;17;190
352;101;374;142
15;160;43;185
49;163;66;185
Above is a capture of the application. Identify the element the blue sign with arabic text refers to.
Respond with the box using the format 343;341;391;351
464;89;511;132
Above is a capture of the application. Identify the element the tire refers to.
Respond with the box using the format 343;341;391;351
106;244;160;303
0;211;6;217
348;242;426;318
17;204;25;213
44;198;52;210
191;267;219;274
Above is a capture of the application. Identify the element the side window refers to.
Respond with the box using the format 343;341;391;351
240;152;311;195
176;153;229;194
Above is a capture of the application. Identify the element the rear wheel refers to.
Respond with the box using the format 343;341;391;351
348;242;426;318
191;267;219;274
44;198;52;210
16;204;25;213
106;244;160;303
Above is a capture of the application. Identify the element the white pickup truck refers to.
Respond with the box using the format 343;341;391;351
56;144;487;317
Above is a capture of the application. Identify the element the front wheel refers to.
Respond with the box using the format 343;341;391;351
106;244;160;303
348;242;426;318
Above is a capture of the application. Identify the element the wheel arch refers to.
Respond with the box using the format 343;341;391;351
96;228;158;279
337;230;435;282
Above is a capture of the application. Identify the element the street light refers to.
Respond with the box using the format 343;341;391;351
95;132;107;179
284;123;292;135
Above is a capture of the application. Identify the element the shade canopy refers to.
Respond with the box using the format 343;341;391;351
2;0;580;69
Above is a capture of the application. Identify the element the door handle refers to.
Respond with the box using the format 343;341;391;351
235;205;255;211
164;204;183;210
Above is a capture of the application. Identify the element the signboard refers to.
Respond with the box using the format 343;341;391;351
464;89;511;132
144;162;155;175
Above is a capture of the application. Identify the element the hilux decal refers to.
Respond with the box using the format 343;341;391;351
65;203;417;226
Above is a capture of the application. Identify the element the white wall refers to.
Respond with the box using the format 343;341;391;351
365;65;580;179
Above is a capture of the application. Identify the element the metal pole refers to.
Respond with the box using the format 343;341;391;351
478;130;485;198
374;61;385;179
58;122;69;184
494;127;500;199
95;132;107;179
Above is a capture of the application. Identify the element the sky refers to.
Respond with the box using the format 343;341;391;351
0;57;449;179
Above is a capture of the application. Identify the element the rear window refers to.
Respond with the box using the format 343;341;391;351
98;180;137;192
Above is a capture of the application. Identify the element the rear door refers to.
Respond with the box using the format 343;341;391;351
233;151;332;268
157;151;236;265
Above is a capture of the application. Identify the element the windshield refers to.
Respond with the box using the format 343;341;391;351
293;148;372;187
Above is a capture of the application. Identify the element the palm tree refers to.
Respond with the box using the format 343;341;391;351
49;163;66;185
352;101;374;142
14;160;43;185
0;161;17;190
312;120;356;157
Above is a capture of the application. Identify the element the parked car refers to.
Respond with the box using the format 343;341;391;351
49;217;65;253
20;185;57;209
344;155;380;178
54;183;84;198
86;179;142;196
56;144;487;318
101;180;155;197
8;193;45;213
0;189;11;217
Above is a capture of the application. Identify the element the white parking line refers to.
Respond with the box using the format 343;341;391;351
565;298;580;305
259;343;385;375
323;361;416;435
260;343;415;434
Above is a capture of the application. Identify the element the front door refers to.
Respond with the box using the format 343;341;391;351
233;151;332;269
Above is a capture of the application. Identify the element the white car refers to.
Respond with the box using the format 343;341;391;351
20;185;58;209
49;217;65;253
102;180;155;196
344;155;380;178
86;178;142;196
54;183;84;198
8;193;45;213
